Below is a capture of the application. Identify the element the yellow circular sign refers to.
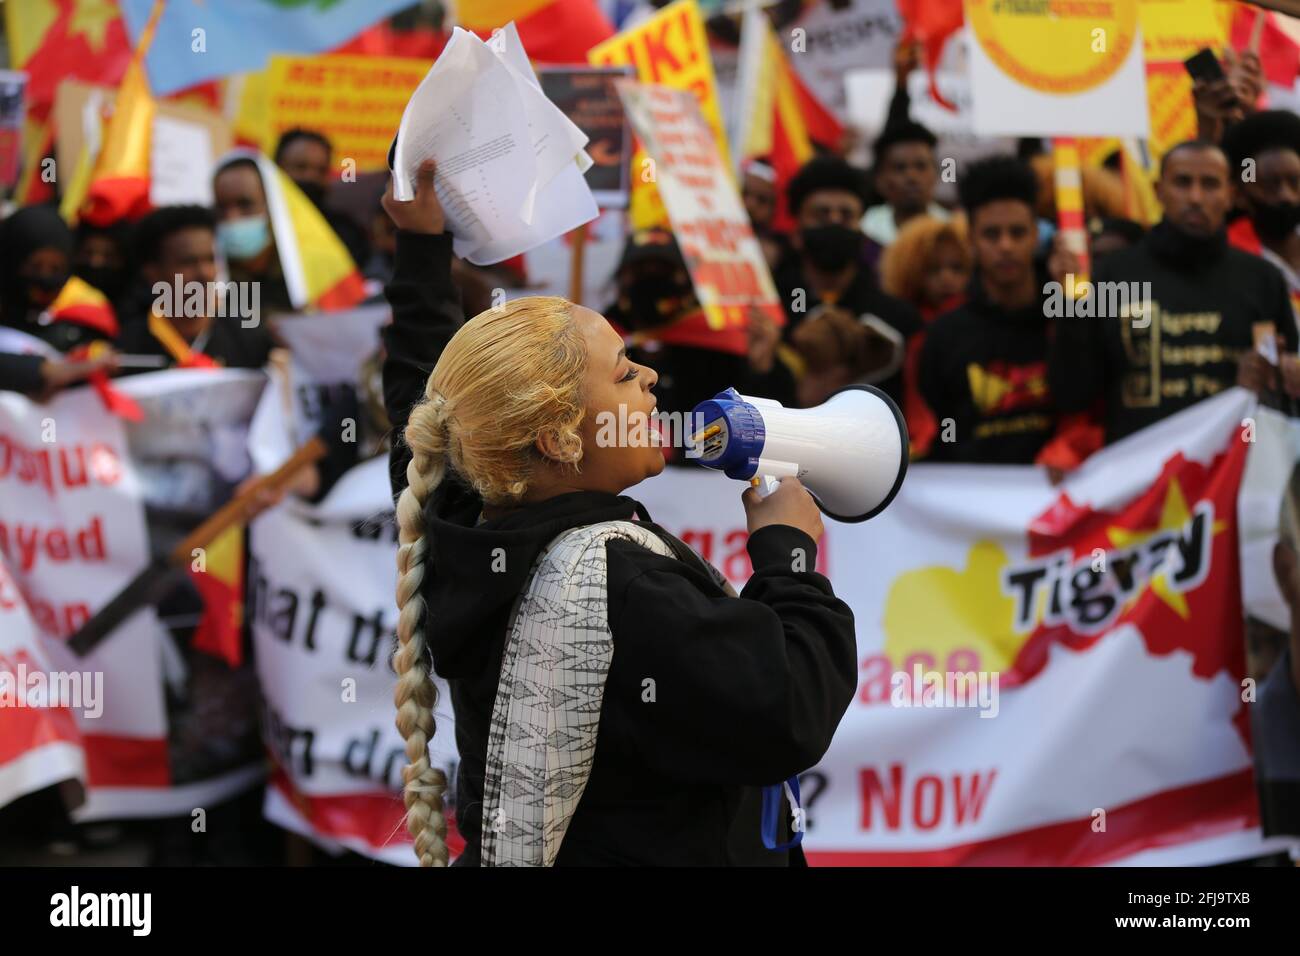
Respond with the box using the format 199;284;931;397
968;0;1138;96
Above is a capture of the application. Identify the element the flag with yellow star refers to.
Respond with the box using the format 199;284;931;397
633;386;1279;866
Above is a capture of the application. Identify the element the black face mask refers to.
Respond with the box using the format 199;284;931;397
620;275;692;331
75;265;125;300
295;180;327;207
800;224;863;272
1250;200;1300;242
26;272;69;295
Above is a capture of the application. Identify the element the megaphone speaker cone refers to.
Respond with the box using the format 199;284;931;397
689;384;909;523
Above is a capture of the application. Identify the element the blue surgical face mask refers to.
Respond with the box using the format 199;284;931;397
217;214;271;261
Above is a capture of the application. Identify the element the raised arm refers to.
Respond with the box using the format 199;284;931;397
381;160;465;501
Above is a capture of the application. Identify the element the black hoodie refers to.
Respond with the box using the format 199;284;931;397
918;271;1058;464
383;232;858;866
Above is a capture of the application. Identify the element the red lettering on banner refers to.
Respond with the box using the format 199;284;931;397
860;764;998;830
0;516;107;573
857;649;983;704
0;435;122;497
679;528;714;562
643;21;683;81
0;562;90;639
675;525;829;582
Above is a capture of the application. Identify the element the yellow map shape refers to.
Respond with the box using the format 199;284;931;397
882;540;1028;674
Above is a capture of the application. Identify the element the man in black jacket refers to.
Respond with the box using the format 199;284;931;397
919;155;1061;464
1049;140;1298;444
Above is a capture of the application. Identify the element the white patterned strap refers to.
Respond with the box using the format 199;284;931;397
480;521;675;867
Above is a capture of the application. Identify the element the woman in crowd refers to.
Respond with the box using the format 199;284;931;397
381;161;857;867
878;214;971;458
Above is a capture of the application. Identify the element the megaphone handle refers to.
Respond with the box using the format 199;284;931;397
750;459;800;498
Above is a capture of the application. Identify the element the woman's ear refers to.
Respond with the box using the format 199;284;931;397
535;428;582;465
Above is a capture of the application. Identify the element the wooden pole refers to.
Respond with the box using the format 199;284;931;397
568;222;589;305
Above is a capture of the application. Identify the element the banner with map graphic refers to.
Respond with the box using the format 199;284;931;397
636;388;1283;865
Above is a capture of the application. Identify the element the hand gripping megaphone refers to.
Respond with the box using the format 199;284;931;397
689;385;909;522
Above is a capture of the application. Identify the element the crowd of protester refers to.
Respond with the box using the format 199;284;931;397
1;34;1298;864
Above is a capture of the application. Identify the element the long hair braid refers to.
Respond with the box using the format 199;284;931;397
391;296;587;867
393;393;451;867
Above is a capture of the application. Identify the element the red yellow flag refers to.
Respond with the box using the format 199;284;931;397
189;525;245;668
458;0;614;63
79;0;165;227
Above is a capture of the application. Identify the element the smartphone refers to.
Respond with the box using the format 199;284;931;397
1183;47;1227;83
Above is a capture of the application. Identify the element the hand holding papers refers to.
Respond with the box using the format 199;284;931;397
391;23;598;265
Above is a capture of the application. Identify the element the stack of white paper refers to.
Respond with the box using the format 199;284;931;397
391;23;598;265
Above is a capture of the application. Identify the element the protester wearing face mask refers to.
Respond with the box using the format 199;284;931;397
1224;110;1300;334
0;206;121;397
603;227;793;450
74;219;136;320
773;156;921;409
211;155;295;314
273;127;370;268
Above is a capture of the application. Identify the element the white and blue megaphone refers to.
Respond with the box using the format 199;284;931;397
689;385;909;522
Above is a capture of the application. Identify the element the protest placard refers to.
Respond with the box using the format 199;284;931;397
965;0;1150;137
616;82;783;346
262;54;431;173
539;66;632;208
589;0;730;229
0;71;27;193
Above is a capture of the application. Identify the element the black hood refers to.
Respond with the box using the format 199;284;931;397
420;474;648;678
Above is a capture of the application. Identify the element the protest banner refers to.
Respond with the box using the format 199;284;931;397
237;382;1288;865
246;335;459;864
635;388;1288;865
538;66;632;208
774;0;901;122
0;554;85;812
0;371;269;819
249;458;461;865
260;54;431;173
589;0;731;229
0;383;168;816
616;82;783;352
965;0;1150;138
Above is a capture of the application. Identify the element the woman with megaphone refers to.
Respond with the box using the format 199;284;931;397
382;161;857;867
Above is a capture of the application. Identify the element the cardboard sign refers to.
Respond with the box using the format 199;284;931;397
538;66;632;208
53;80;233;208
965;0;1150;137
590;0;730;228
616;82;782;339
261;54;431;173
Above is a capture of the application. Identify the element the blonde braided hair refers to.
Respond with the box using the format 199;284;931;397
392;296;588;866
